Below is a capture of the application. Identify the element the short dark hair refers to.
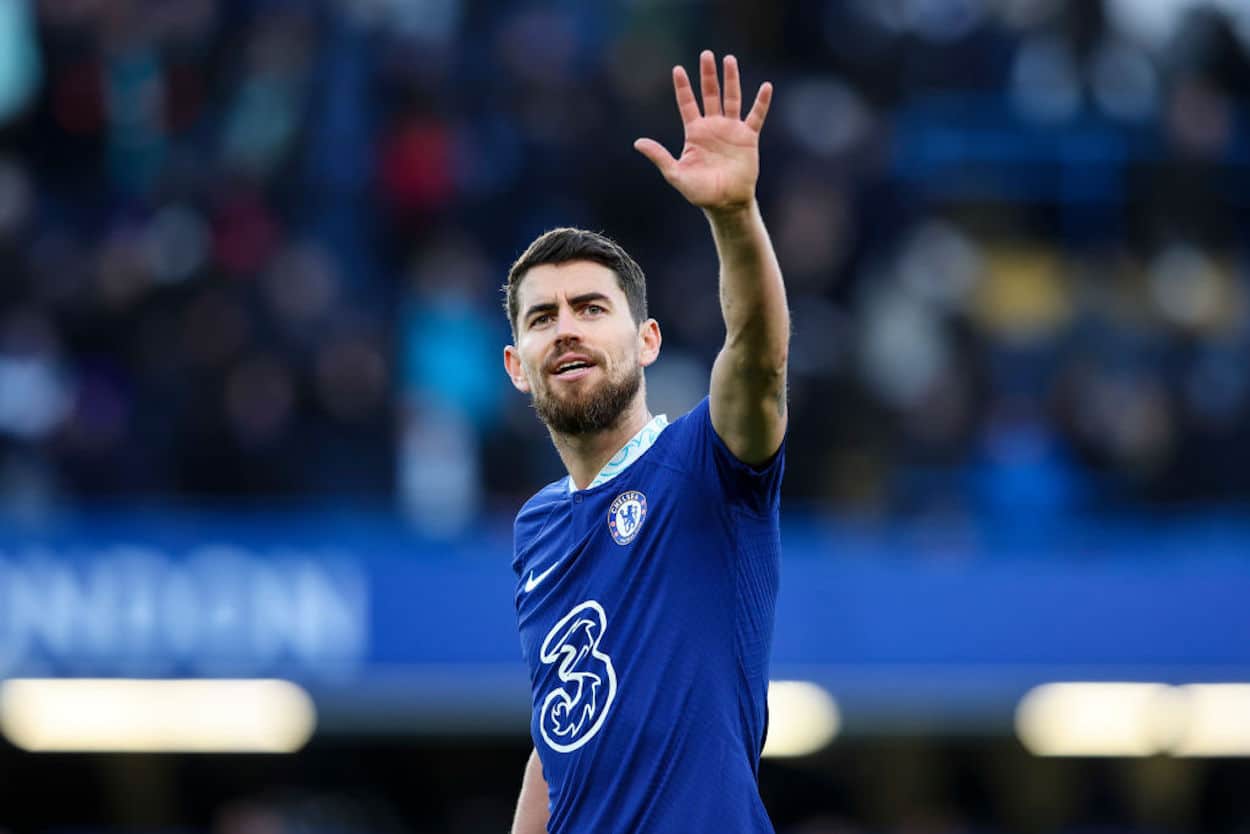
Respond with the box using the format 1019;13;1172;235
503;228;648;335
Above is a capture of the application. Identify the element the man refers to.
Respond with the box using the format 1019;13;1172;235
504;50;788;834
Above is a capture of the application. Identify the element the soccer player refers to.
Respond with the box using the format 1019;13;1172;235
504;50;787;834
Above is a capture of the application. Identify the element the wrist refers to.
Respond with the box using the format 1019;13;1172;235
702;198;758;229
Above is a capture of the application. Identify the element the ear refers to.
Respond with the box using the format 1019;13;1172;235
638;318;661;368
503;344;531;393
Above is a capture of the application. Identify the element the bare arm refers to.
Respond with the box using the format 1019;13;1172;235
635;51;787;465
511;748;550;834
706;199;788;464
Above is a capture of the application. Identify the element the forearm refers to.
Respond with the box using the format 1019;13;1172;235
706;200;789;371
511;748;550;834
705;199;789;463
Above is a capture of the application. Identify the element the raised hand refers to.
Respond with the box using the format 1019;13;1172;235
634;50;773;214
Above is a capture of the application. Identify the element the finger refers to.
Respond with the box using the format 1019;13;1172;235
699;49;721;117
745;81;773;132
633;138;678;178
672;65;701;124
723;55;742;120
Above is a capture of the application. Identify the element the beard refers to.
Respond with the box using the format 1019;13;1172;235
531;361;642;436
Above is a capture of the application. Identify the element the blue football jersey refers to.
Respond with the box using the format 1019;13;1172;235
512;397;784;833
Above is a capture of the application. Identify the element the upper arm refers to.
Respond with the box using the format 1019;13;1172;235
511;747;550;834
709;344;787;467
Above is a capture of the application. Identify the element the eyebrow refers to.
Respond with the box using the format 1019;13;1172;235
522;292;613;324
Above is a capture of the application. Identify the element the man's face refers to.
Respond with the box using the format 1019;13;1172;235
503;261;660;435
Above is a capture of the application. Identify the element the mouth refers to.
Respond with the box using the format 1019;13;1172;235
548;355;597;382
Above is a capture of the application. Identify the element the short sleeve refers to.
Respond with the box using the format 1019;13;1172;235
667;397;785;518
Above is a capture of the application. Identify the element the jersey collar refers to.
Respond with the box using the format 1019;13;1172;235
569;412;669;493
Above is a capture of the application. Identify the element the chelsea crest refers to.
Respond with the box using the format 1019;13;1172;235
607;490;648;546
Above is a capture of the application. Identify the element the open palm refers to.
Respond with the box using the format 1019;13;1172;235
634;51;774;213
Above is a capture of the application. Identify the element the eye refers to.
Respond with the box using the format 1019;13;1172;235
585;304;605;315
530;313;552;328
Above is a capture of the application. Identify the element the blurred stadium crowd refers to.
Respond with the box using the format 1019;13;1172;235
76;737;1237;834
1;0;1249;530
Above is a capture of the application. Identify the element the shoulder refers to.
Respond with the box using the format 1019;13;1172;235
517;476;567;517
514;477;567;536
511;477;567;575
654;396;712;451
660;395;786;516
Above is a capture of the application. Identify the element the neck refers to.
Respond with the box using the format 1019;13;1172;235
550;392;653;491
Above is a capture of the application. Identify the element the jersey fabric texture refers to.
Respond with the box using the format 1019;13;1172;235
512;397;784;834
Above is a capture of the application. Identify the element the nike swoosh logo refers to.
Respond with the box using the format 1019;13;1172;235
524;560;562;593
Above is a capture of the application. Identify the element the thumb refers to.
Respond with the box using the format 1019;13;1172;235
633;138;677;177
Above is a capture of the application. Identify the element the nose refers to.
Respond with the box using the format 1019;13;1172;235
554;303;582;339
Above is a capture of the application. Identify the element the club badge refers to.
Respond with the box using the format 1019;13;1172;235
607;490;647;545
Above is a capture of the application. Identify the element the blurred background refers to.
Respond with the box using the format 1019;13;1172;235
0;0;1248;831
